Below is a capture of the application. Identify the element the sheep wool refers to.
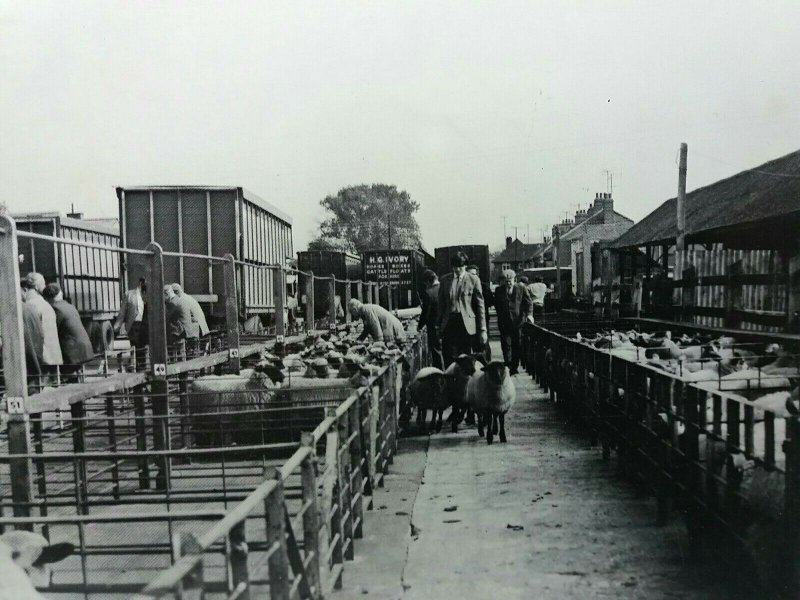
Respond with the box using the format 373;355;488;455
467;361;516;414
409;367;447;432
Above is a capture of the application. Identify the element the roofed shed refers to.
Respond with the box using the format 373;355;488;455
609;149;800;333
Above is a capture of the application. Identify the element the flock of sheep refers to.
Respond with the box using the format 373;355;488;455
409;354;517;445
563;327;800;592
186;323;416;447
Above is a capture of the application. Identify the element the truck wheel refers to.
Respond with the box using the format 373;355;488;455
89;321;115;354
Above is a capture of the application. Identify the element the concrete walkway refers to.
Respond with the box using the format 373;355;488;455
336;342;727;599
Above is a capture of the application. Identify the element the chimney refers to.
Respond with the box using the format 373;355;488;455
574;207;588;225
591;192;614;222
67;203;83;220
505;236;512;248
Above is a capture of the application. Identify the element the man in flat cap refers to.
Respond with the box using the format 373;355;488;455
493;269;531;375
348;299;406;343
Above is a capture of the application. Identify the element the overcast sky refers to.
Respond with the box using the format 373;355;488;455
2;1;799;252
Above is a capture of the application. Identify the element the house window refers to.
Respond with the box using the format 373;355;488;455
502;263;510;272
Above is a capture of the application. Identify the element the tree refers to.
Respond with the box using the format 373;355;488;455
307;236;355;253
314;184;422;253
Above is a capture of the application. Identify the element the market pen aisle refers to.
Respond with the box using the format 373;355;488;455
335;341;727;600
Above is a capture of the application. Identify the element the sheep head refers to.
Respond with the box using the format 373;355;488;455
454;354;478;377
349;366;372;388
0;530;74;585
254;361;285;385
483;360;508;386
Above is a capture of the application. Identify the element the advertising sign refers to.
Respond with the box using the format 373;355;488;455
363;251;414;284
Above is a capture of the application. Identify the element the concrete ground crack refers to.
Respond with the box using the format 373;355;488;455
399;434;431;596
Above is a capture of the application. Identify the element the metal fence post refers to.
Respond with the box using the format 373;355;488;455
328;277;337;331
300;433;322;599
338;408;354;560
784;416;800;590
146;242;170;491
344;281;352;325
348;402;364;539
228;520;250;600
306;272;315;332
273;268;286;340
356;280;363;303
171;531;204;599
369;385;380;488
325;408;344;589
0;212;34;521
263;469;289;600
223;254;241;372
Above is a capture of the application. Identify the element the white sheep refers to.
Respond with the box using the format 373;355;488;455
467;360;516;444
188;362;284;447
0;530;74;600
408;367;446;432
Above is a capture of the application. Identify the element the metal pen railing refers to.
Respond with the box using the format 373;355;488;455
522;319;800;594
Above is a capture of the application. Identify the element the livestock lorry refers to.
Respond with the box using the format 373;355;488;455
118;186;293;328
435;245;491;284
15;212;121;352
297;250;362;319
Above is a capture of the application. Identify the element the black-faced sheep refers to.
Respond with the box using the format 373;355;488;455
188;361;285;447
445;354;479;433
466;360;516;444
0;530;74;599
408;367;446;432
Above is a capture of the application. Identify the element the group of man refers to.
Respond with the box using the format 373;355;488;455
419;251;549;376
17;273;95;391
115;278;210;363
419;252;488;370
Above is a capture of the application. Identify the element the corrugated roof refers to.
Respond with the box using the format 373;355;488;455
562;219;634;243
611;148;800;248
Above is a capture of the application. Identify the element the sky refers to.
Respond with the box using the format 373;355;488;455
2;1;799;253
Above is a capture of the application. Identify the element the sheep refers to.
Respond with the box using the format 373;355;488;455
337;354;365;378
282;354;306;373
302;358;331;379
0;530;74;600
408;367;447;432
188;361;284;447
466;360;516;444
444;354;480;433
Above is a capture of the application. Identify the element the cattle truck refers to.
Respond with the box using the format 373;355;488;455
297;250;362;319
15;212;121;352
361;249;425;309
118;186;293;328
435;245;491;284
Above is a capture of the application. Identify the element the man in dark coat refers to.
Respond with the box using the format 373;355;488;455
438;252;486;369
16;283;45;394
419;270;443;370
494;270;531;375
42;283;94;382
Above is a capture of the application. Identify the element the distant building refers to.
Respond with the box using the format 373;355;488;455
560;193;633;295
491;237;545;275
